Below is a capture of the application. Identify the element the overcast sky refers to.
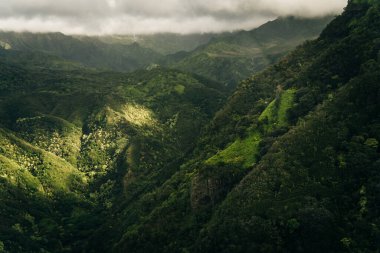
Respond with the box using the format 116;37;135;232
0;0;347;35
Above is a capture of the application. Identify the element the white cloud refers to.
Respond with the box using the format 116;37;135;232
0;0;347;34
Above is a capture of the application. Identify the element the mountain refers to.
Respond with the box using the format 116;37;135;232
88;1;380;252
0;16;331;87
1;1;380;252
0;49;226;252
0;32;162;72
86;33;216;55
167;16;334;89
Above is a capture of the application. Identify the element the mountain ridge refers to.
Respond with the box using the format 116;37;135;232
166;15;334;88
0;15;333;89
0;1;379;252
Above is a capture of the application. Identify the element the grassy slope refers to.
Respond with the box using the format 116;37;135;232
206;131;261;168
0;128;84;193
259;88;297;130
206;88;296;168
0;154;43;193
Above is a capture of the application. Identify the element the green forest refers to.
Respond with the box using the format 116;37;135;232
0;0;379;252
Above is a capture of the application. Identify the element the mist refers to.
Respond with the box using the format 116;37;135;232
0;0;347;34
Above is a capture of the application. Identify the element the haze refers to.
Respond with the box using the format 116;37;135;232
0;0;347;34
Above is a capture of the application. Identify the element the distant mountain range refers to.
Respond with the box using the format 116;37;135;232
167;16;334;88
0;16;332;88
84;33;216;55
0;31;162;72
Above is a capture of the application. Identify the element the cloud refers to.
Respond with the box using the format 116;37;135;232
0;0;347;34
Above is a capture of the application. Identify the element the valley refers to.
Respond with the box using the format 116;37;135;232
0;1;379;253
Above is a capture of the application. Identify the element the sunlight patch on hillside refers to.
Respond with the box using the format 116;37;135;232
0;41;11;50
205;131;261;168
121;104;158;127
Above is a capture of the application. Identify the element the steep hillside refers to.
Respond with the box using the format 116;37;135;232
89;1;379;253
167;16;334;88
0;32;162;72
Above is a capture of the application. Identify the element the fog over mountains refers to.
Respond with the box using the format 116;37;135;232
0;0;346;34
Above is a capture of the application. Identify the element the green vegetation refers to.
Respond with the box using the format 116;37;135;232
174;84;185;94
99;2;380;252
206;88;295;168
0;32;162;72
0;46;227;251
93;33;215;55
168;16;333;88
0;154;43;192
0;16;331;91
206;131;261;168
1;1;380;253
259;88;296;131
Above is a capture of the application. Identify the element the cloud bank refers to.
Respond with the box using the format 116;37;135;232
0;0;347;34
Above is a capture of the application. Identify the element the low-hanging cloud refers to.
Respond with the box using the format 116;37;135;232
0;0;347;34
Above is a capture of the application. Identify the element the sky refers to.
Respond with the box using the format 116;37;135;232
0;0;348;35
